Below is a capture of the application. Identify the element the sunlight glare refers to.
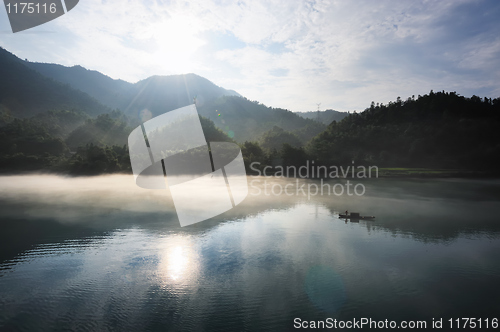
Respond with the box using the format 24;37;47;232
157;236;199;285
151;16;206;73
168;246;187;280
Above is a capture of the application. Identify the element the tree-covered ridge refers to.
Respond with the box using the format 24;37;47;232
238;91;500;175
307;91;500;169
0;108;234;175
2;91;498;176
65;111;131;149
259;126;302;152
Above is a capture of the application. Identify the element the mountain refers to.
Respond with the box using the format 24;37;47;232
21;53;321;144
0;47;110;120
24;61;241;117
296;109;348;125
24;62;132;110
197;96;326;143
0;47;242;174
0;47;323;156
122;74;240;118
2;44;499;174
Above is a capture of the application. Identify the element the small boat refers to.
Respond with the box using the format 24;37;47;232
339;212;375;220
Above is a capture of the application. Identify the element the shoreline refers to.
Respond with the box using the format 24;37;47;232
0;168;497;179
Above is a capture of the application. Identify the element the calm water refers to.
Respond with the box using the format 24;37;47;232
0;175;499;331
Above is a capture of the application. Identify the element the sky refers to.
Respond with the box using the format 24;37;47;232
1;0;499;112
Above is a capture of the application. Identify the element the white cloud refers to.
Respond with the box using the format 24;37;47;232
1;0;498;112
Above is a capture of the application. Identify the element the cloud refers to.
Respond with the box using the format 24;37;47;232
1;0;499;112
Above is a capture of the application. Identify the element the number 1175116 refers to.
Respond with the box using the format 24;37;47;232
6;2;58;14
448;318;498;329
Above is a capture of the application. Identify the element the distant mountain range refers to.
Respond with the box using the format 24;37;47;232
0;47;109;119
1;47;324;143
295;109;348;125
23;62;132;110
24;61;241;115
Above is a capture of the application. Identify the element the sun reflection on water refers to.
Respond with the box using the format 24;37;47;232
157;236;199;285
168;246;187;280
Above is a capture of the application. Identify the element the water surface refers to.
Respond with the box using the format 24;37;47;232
0;175;499;331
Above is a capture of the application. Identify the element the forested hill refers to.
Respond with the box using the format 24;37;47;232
307;91;500;170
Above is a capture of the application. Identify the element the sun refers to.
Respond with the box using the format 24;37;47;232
150;16;206;73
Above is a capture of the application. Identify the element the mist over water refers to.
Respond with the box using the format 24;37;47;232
0;175;499;331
